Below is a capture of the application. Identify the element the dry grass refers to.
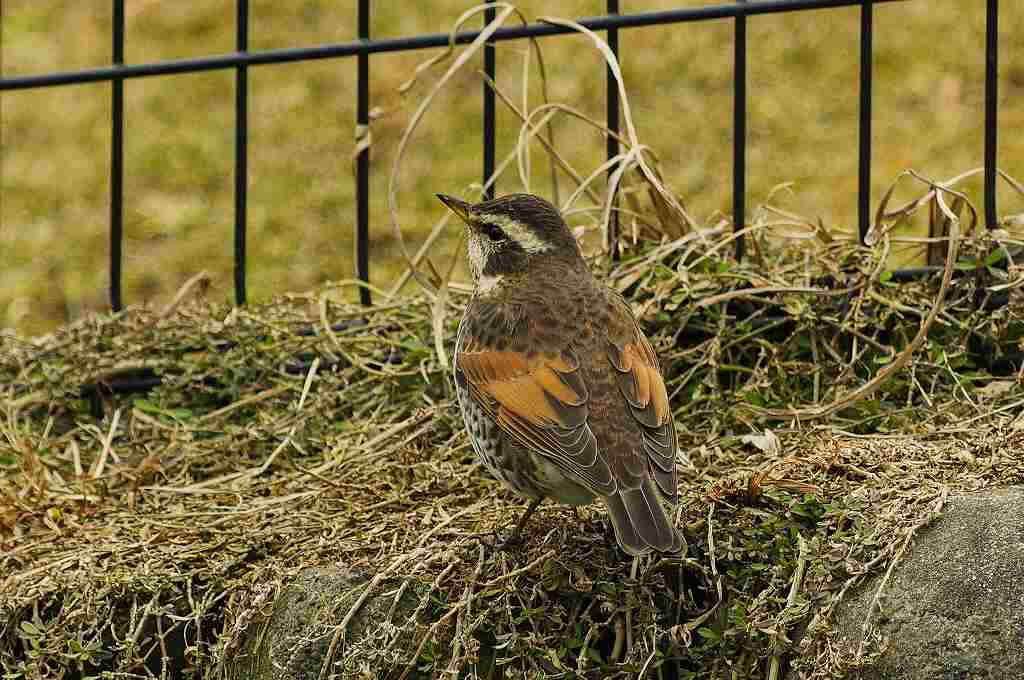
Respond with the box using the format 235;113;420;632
3;1;1024;334
3;5;1024;677
2;183;1024;676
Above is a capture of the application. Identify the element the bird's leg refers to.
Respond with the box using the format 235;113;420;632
511;496;544;539
600;517;617;550
496;497;543;551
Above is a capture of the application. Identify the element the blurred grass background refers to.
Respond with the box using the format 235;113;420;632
2;0;1022;336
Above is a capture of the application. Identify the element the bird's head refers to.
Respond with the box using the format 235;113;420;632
436;193;580;281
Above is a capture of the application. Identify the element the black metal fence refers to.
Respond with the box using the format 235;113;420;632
0;0;1004;311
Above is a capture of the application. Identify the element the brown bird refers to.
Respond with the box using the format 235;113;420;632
438;192;684;557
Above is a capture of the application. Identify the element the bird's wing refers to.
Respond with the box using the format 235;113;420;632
605;309;678;503
455;321;615;495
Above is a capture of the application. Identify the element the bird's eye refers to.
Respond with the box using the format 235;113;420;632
480;222;506;242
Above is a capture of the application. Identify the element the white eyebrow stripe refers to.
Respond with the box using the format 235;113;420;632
477;213;554;253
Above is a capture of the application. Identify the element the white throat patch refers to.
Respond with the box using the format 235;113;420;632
475;274;504;295
466;232;490;279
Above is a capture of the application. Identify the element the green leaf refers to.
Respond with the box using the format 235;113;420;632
133;398;192;421
744;391;765;406
134;399;161;414
698;626;720;641
985;248;1007;266
547;648;566;670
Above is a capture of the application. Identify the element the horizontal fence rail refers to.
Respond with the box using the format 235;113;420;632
0;0;1003;314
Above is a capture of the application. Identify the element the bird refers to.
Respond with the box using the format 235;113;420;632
437;191;685;557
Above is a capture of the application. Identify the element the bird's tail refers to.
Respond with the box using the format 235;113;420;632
604;480;685;556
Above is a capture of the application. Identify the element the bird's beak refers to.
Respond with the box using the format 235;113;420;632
436;193;472;226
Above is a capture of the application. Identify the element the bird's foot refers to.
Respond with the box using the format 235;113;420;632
470;498;542;552
473;530;525;551
495;531;526;552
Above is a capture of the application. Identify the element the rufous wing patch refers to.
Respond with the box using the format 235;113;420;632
607;330;671;428
456;348;586;428
606;322;678;500
455;339;615;494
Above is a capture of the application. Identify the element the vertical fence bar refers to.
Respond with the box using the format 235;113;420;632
606;0;620;260
857;0;873;243
984;0;999;229
234;0;249;306
733;1;748;260
483;5;496;201
356;0;371;306
110;0;125;311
